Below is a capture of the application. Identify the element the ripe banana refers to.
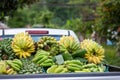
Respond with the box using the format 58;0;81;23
6;68;17;75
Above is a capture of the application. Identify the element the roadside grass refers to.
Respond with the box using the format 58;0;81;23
103;44;120;67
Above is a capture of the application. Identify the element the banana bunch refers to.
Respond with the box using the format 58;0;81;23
6;59;22;71
64;60;83;72
59;36;80;54
75;63;106;72
47;65;68;73
0;38;16;60
37;36;60;56
19;57;43;74
0;60;17;75
12;32;35;58
80;39;105;64
32;50;54;67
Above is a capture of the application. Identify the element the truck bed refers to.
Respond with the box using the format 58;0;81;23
0;28;120;80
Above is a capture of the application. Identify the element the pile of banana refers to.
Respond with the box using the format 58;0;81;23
32;50;54;67
46;60;106;73
0;32;107;75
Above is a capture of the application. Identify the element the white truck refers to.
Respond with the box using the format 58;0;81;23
0;28;120;80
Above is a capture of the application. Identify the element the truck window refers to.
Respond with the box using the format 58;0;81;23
2;35;63;42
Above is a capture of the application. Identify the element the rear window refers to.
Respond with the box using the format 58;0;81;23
2;35;63;42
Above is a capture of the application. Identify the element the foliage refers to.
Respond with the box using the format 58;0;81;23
103;44;120;66
6;0;98;29
95;0;120;42
63;18;94;39
7;4;53;28
95;0;120;56
0;0;40;21
116;37;120;56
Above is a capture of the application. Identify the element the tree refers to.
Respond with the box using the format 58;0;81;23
63;18;93;41
7;4;53;28
0;0;39;22
95;0;120;43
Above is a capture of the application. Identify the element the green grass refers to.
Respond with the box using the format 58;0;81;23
102;44;120;67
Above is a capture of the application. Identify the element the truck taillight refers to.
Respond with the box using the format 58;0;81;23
26;30;49;34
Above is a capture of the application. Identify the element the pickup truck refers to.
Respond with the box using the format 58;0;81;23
0;28;120;80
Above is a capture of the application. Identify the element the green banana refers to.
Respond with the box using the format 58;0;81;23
54;67;64;73
43;59;53;63
97;66;104;72
70;60;83;65
83;63;97;68
64;60;83;66
32;56;43;63
70;42;79;50
12;59;22;67
12;63;21;71
75;69;91;73
32;55;44;62
47;65;58;73
37;56;48;64
72;49;87;58
35;50;50;57
59;68;68;73
67;65;80;71
64;61;72;65
40;63;53;67
82;69;91;72
68;64;82;69
6;60;20;71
